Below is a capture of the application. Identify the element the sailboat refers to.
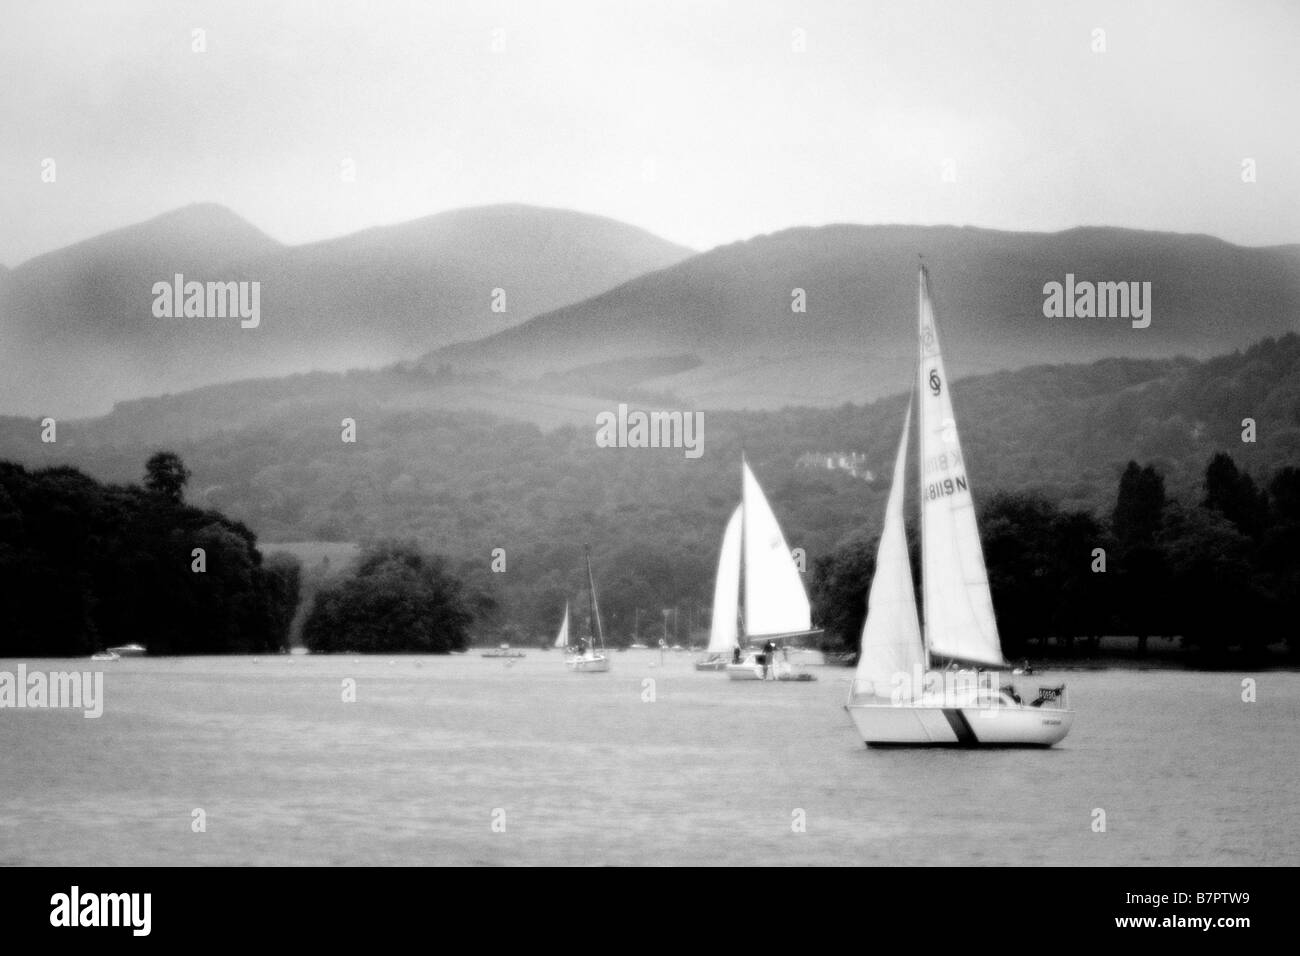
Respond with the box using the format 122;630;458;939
708;460;822;681
845;267;1073;746
554;601;571;650
565;548;611;673
695;505;742;671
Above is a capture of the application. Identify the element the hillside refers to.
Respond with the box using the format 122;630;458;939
425;224;1300;408
0;203;693;417
3;334;1297;641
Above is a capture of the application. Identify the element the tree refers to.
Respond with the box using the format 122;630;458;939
0;458;297;656
302;541;475;653
1160;503;1258;658
809;529;885;658
1203;452;1268;537
1258;468;1300;657
1112;461;1166;550
982;492;1060;656
144;451;191;503
1111;461;1169;654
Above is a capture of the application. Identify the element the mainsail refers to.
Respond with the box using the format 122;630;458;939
854;402;925;696
707;505;743;653
554;601;570;649
916;268;1004;667
741;460;812;638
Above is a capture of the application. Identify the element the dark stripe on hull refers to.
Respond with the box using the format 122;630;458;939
942;708;978;746
866;741;1051;749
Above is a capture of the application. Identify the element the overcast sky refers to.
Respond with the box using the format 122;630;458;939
2;0;1297;266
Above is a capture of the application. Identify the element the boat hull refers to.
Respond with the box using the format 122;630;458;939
694;658;729;671
567;656;610;673
846;702;1073;747
726;662;764;680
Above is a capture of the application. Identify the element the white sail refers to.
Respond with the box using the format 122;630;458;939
741;460;812;639
916;268;1004;667
554;602;570;648
707;505;743;653
855;402;925;696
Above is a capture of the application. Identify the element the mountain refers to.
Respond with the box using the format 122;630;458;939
0;204;693;416
423;225;1300;408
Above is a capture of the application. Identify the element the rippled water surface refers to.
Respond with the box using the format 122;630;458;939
1;652;1296;865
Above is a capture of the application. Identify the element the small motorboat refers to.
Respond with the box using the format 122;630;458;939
105;644;146;657
90;651;120;662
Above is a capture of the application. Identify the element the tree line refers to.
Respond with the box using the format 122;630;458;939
812;453;1300;662
0;453;301;655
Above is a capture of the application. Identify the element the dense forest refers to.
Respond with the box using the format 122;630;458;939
1;335;1297;656
813;455;1300;662
0;453;301;655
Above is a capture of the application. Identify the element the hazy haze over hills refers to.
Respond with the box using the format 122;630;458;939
426;224;1300;408
6;203;1300;421
0;203;693;416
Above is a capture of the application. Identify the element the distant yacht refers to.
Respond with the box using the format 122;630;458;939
701;459;821;681
845;267;1073;747
563;548;610;673
90;650;120;662
105;644;146;657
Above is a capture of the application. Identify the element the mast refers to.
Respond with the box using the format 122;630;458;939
585;546;606;652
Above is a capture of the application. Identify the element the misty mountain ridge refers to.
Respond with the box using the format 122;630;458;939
4;205;1300;420
425;222;1300;408
0;203;695;416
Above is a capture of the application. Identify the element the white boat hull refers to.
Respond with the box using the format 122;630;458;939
725;662;764;680
846;701;1073;747
567;655;610;673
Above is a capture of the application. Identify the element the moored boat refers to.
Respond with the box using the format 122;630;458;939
563;548;611;673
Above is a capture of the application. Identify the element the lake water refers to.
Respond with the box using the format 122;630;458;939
1;651;1296;866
